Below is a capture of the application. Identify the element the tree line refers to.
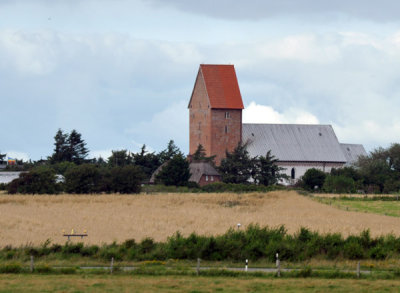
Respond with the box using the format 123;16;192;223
4;129;400;194
4;129;289;194
299;143;400;194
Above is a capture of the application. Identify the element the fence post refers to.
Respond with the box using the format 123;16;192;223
357;261;360;278
196;258;200;276
245;259;248;272
110;257;114;274
30;255;34;273
276;253;280;277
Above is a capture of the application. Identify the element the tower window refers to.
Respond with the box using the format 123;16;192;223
225;126;228;133
225;112;230;119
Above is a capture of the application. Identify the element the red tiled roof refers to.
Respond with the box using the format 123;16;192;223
200;64;244;109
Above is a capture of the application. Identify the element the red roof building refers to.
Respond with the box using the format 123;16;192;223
188;64;244;164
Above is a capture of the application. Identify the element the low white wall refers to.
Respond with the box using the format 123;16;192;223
277;162;345;185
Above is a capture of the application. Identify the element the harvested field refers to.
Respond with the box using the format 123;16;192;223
1;191;400;247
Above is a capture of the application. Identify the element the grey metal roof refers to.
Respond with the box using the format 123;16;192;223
242;123;347;162
340;143;367;165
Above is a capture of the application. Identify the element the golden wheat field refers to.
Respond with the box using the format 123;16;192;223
1;190;400;247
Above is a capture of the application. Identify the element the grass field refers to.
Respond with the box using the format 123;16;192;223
2;190;400;247
2;274;400;292
315;196;400;217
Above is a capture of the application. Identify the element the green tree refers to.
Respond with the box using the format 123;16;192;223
68;129;89;164
158;140;180;164
323;175;356;193
301;168;327;191
50;129;89;164
50;129;69;163
356;149;392;193
64;164;101;194
132;145;161;179
108;150;133;167
218;142;254;184
156;153;191;186
254;150;287;186
110;165;144;193
7;166;59;194
192;144;216;165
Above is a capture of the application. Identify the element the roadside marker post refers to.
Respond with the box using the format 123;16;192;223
245;259;248;272
276;253;280;277
196;258;201;276
30;255;34;273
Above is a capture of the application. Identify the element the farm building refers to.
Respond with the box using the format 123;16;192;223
188;64;367;182
149;161;220;186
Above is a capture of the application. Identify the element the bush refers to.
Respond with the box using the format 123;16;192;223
323;175;356;193
7;166;59;194
110;165;144;193
35;264;53;273
301;168;326;191
156;153;191;186
64;164;102;193
0;263;23;273
343;239;364;259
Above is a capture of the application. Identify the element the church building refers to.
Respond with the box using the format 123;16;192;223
188;64;367;182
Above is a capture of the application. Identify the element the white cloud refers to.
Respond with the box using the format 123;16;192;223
5;151;30;162
243;102;319;124
90;149;113;160
126;100;189;153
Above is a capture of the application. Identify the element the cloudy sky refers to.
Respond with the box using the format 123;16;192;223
1;0;400;161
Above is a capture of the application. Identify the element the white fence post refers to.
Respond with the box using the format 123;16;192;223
196;258;200;276
30;255;34;273
276;253;280;277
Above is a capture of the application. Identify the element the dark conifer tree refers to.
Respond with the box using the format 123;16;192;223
156;153;191;186
218;142;254;184
192;144;216;165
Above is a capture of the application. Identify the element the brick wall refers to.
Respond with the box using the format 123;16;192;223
189;69;243;165
189;71;212;157
210;109;242;165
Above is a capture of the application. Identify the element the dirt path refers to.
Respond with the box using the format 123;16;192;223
1;191;399;246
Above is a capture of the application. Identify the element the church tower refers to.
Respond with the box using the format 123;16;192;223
188;64;244;164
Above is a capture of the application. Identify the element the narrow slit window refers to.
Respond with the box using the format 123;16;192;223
225;125;228;133
291;168;295;179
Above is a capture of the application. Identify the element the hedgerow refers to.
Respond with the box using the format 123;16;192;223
2;225;400;263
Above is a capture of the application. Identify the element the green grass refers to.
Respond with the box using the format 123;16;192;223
315;197;400;217
1;274;400;292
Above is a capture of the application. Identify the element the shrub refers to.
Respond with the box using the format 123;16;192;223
35;264;53;273
64;164;102;193
156;153;191;186
7;166;59;194
343;239;364;259
62;243;84;255
323;175;356;193
0;263;23;273
301;168;326;191
110;165;144;193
